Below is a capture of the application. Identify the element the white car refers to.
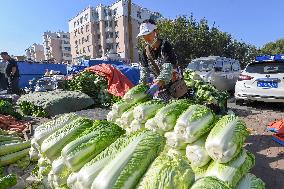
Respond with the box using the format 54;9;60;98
235;55;284;104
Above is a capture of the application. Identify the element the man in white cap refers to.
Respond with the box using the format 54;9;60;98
137;19;187;101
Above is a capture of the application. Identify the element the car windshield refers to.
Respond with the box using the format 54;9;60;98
246;62;284;74
187;60;214;71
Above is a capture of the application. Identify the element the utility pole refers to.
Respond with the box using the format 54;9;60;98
127;0;134;63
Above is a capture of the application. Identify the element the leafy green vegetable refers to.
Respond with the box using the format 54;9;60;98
0;174;17;189
175;104;215;143
33;113;78;148
191;162;210;181
67;71;119;107
122;84;150;104
0;99;22;119
186;135;211;167
133;100;164;122
62;120;125;172
136;153;195;189
52;156;72;187
236;173;265;189
71;131;150;189
190;176;231;189
205;150;255;188
165;132;187;150
19;101;48;117
154;99;192;131
91;130;165;189
205;115;249;163
0;140;31;156
0;148;30;166
41;117;93;161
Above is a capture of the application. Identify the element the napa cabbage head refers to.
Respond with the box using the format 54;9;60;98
205;149;255;188
190;176;231;189
175;105;215;143
205;115;249;163
123;84;150;104
154;99;192;131
136;153;195;189
185;135;211;167
236;173;265;189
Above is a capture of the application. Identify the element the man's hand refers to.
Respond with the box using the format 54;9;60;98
146;83;159;96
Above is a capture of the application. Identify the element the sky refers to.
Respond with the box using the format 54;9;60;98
0;0;284;56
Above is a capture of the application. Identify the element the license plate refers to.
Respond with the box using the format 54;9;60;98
257;81;278;88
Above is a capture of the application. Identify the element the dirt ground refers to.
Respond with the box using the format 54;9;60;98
228;99;284;189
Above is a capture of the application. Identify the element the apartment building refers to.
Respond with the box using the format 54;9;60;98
25;43;45;62
68;0;162;64
43;31;72;63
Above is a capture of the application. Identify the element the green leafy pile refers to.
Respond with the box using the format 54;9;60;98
67;71;120;107
0;174;17;189
0;99;22;119
19;101;48;117
183;70;229;111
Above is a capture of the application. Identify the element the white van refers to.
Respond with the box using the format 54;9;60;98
187;56;241;91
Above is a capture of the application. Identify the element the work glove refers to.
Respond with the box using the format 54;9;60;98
146;83;159;96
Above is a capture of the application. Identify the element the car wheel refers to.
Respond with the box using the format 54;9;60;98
236;99;244;106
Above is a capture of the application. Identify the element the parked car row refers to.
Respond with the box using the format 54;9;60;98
187;54;284;104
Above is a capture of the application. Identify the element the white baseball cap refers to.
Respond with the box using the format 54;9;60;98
137;22;157;38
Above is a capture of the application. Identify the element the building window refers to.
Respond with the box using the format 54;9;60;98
83;47;86;53
75;40;78;45
64;47;71;51
106;32;113;38
85;13;89;21
86;35;89;42
98;45;102;52
137;11;142;19
105;21;113;28
87;46;91;52
106;43;113;51
74;22;76;27
82;37;85;44
113;8;117;16
97;35;100;40
74;30;77;37
86;24;89;32
104;9;108;17
62;35;68;38
80;17;83;24
81;26;84;34
108;10;112;16
79;39;81;44
116;42;119;49
115;31;119;38
114;20;118;27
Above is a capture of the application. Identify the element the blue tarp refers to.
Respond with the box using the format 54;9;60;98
17;61;67;88
18;61;67;75
80;59;124;67
113;65;140;85
67;65;87;74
